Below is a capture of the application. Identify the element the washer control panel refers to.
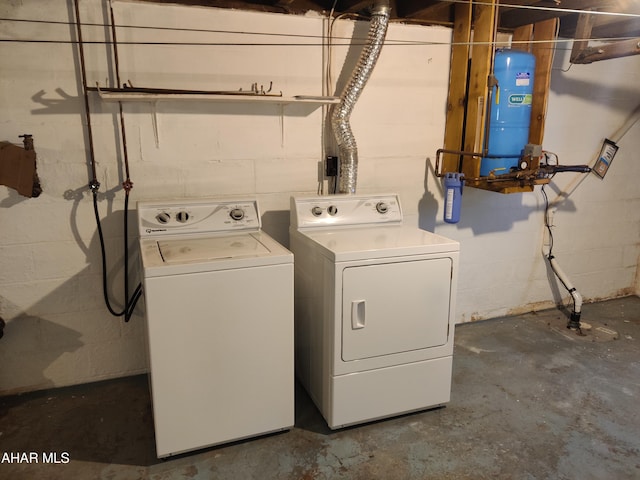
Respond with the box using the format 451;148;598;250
138;198;261;237
291;194;402;229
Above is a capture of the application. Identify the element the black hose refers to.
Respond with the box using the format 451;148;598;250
92;191;142;322
544;165;591;174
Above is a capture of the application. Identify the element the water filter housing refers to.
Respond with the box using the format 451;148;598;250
443;173;464;224
480;49;536;177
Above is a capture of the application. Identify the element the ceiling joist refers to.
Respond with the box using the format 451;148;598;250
139;0;640;50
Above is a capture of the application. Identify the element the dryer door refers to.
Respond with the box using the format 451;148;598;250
341;258;452;362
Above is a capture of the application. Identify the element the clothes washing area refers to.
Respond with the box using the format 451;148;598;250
137;198;294;458
289;194;460;429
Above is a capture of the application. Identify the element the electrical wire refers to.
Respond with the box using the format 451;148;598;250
448;0;640;19
3;15;638;48
2;36;627;49
540;184;576;313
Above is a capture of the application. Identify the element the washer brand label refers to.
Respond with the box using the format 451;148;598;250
146;228;167;234
509;93;532;105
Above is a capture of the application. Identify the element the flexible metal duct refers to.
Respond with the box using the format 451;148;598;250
331;0;390;194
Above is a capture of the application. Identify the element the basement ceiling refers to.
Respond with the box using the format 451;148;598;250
140;0;640;40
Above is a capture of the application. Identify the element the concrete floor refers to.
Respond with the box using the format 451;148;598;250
1;296;639;480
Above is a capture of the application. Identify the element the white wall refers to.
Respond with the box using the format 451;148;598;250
1;0;638;394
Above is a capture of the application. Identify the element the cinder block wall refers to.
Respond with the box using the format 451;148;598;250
1;0;638;394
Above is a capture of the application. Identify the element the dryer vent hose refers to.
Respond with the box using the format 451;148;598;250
331;0;390;194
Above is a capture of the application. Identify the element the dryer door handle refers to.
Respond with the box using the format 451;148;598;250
351;300;366;330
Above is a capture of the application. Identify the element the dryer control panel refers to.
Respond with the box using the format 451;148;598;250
138;198;261;237
291;194;402;229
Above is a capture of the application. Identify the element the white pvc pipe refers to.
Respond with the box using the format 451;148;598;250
548;255;583;315
551;103;640;206
610;103;640;143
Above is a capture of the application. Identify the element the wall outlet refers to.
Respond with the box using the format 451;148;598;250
325;156;338;177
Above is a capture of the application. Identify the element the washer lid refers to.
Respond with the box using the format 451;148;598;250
296;224;459;262
140;231;293;277
158;234;270;264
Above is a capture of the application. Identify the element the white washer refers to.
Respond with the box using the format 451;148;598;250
138;198;294;458
289;194;460;429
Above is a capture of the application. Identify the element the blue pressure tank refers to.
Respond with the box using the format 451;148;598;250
480;49;536;177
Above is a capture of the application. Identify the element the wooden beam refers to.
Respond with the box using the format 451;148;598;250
570;10;640;63
441;1;472;174
397;0;440;16
465;177;550;194
512;24;533;52
397;1;454;24
397;0;450;18
590;16;640;39
499;0;618;30
336;0;372;13
570;10;593;62
571;37;640;64
529;17;558;147
562;0;640;38
461;0;497;179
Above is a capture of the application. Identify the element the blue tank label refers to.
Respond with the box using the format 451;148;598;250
515;72;531;86
508;93;532;105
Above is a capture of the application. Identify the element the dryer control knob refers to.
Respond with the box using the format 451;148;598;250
311;206;323;217
230;208;245;221
376;202;389;214
176;211;190;223
156;212;171;224
327;205;338;216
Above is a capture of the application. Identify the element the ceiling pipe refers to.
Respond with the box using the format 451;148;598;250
331;0;391;194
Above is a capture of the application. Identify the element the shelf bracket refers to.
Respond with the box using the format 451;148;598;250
152;101;160;148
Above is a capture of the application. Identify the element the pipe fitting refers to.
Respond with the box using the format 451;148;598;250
567;311;581;330
370;1;391;16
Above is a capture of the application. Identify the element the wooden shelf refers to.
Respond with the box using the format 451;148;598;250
465;177;550;194
436;151;551;194
96;90;340;105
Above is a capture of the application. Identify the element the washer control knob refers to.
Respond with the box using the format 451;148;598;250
230;208;245;221
311;206;323;217
156;212;170;224
376;201;389;214
176;211;190;223
327;205;338;216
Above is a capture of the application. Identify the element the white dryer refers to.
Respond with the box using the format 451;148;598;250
289;194;459;429
138;198;294;458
